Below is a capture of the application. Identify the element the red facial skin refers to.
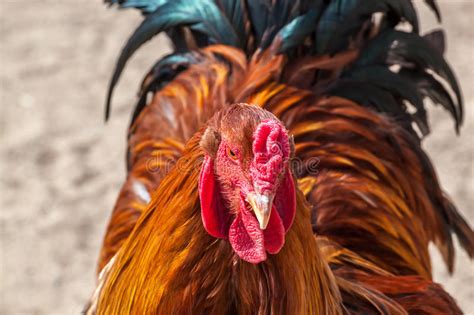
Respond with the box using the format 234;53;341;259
199;120;296;264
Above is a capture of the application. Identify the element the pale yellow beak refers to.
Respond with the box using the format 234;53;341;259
246;192;274;230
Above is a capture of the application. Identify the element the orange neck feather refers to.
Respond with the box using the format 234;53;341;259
95;134;343;315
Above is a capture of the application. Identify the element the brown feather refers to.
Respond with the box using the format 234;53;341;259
94;131;343;315
92;45;473;313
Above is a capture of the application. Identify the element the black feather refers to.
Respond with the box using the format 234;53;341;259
385;31;463;125
327;79;417;136
316;0;419;55
104;0;462;138
423;29;445;55
400;69;460;133
314;0;359;55
263;0;303;46
343;65;428;135
130;52;201;127
245;0;272;47
105;0;238;120
276;9;321;53
217;0;246;48
354;30;462;127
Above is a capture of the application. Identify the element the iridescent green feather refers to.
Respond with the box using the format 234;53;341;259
104;0;462;141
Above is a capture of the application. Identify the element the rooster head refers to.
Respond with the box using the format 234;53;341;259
199;104;296;264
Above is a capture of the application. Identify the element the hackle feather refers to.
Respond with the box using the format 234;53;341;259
89;1;473;313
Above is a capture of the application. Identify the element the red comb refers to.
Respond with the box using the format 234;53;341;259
251;120;290;193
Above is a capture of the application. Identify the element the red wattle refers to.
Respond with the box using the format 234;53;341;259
263;207;285;254
229;199;285;264
229;205;266;264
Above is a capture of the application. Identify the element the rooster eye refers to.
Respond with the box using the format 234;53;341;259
227;148;238;160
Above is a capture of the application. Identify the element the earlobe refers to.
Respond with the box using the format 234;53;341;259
274;169;296;231
199;155;230;238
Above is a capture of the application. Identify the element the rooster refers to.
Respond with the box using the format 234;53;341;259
86;0;474;314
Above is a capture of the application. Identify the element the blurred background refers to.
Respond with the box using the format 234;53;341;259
0;1;472;314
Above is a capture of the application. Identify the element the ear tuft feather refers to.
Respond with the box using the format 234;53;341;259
200;127;221;158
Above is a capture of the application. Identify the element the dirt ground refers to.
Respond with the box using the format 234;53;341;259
0;1;472;314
